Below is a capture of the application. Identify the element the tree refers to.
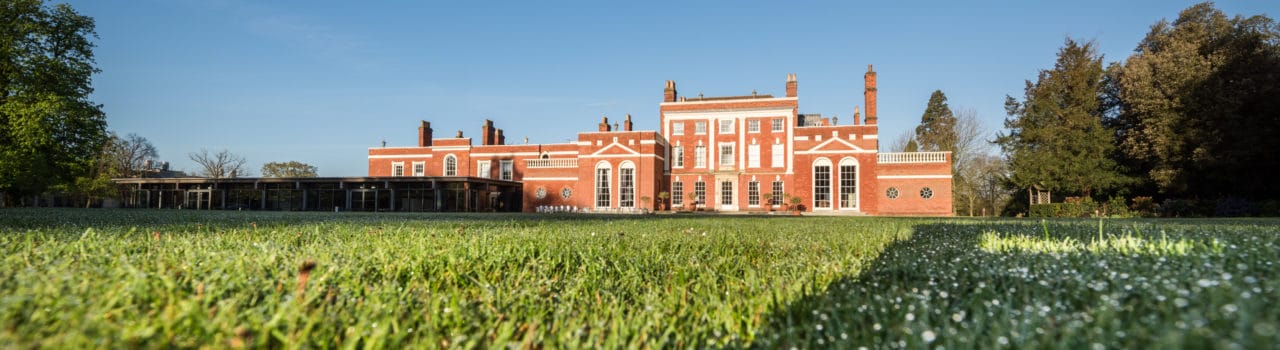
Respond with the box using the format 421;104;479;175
106;132;158;178
261;161;318;178
996;38;1126;199
914;90;958;152
189;149;248;178
887;129;917;152
947;107;997;216
1108;2;1280;199
0;0;107;205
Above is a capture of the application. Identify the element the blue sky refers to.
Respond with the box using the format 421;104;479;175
68;0;1274;176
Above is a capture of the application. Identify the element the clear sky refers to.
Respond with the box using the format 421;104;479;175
66;0;1275;176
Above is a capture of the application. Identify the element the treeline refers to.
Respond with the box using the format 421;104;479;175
904;2;1280;217
1002;2;1280;216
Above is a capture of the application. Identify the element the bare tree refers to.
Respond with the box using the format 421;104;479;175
948;107;1001;216
107;133;159;178
189;149;249;178
886;128;916;152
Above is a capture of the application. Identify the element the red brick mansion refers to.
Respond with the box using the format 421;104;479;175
368;65;953;215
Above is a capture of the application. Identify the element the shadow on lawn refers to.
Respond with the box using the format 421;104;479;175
743;220;1268;349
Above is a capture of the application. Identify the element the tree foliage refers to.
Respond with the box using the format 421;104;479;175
0;0;106;203
914;90;958;152
1108;2;1280;199
997;38;1126;198
189;149;248;178
105;132;158;178
261;161;318;178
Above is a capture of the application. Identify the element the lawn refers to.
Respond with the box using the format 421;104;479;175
0;209;1276;348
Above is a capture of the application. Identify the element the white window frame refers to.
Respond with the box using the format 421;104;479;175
444;155;457;176
500;160;513;181
595;161;611;208
719;143;734;166
695;146;707;168
619;161;635;208
772;118;784;132
673;146;684;168
771;143;784;168
672;122;684;135
748;144;760;168
694;181;706;206
719;119;733;134
695;121;707;135
839;157;858;210
477;160;491;179
772;180;784;206
748;119;760;133
392;162;404;177
412;161;425;176
720;180;734;206
748;181;760;207
813;158;833;210
672;181;683;206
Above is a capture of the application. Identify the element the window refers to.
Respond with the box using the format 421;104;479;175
771;144;784;167
695;146;706;168
814;159;832;209
412;161;424;176
748;181;760;206
839;158;857;208
748;120;760;133
672;122;684;135
477;161;491;179
772;181;784;206
695;121;707;135
672;181;683;206
720;181;733;205
886;187;899;199
673;146;684;168
444;155;457;176
561;187;572;199
921;187;934;199
619;162;635;208
694;181;705;205
595;162;611;208
720;144;734;166
392;162;404;177
719;119;733;134
772;118;784;132
500;160;513;181
536;187;547;199
748;144;760;168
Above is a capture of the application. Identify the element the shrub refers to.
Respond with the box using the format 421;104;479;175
1156;199;1198;218
1102;196;1133;218
1132;196;1156;217
1214;197;1257;217
1029;198;1097;218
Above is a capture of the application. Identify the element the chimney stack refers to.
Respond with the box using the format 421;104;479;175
418;120;433;147
496;129;505;145
456;130;463;138
663;80;678;102
864;64;877;125
786;73;797;98
599;116;611;132
853;106;861;125
481;119;496;145
623;114;633;131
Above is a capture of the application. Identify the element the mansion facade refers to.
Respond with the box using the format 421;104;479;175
368;65;953;215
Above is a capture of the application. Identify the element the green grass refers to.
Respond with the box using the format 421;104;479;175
0;210;1276;348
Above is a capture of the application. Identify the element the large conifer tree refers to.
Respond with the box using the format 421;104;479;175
914;90;958;153
997;39;1125;198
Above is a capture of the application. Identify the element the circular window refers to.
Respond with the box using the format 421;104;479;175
920;187;933;199
561;187;572;199
886;187;899;199
535;187;547;199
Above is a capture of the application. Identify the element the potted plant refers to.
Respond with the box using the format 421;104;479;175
686;191;699;212
789;195;803;216
657;191;670;212
639;196;652;213
762;192;774;212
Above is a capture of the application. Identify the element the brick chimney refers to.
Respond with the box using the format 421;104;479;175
599;116;611;132
456;130;463;138
418;120;433;147
864;65;877;125
663;80;677;102
623;114;633;131
495;128;505;145
481;119;496;145
853;106;861;125
786;73;797;98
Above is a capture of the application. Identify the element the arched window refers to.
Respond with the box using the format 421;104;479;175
619;161;635;208
813;158;832;209
839;157;858;209
595;161;611;208
444;155;457;176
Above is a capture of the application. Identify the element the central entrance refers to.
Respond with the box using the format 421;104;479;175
716;175;737;211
